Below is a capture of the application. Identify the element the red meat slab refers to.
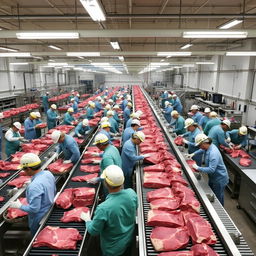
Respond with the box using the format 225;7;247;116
55;188;74;209
80;165;100;173
71;173;98;182
48;159;73;174
7;176;31;188
144;164;165;172
72;187;95;207
239;158;252;167
143;172;170;188
147;187;175;202
150;198;181;211
191;243;220;256
0;172;11;178
174;136;184;146
7;198;28;219
158;252;193;256
60;207;90;223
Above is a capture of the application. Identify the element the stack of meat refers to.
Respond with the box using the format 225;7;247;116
48;93;70;102
7;174;31;188
48;159;73;174
11;151;40;163
3;103;39;118
0;160;20;171
81;147;102;164
22;143;49;153
47;125;75;135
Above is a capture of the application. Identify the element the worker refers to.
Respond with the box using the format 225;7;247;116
71;98;78;113
123;102;133;127
0;112;3;159
5;122;24;157
9;153;56;235
98;122;113;143
95;96;103;112
86;102;96;120
74;93;80;104
104;104;111;116
172;94;183;114
42;92;49;113
24;112;38;140
107;110;119;134
162;101;173;123
169;111;186;135
188;134;228;206
82;165;137;256
204;111;221;135
47;104;58;130
208;120;231;148
190;105;203;124
121;131;149;188
34;112;42;138
68;91;75;101
64;107;75;125
199;107;211;129
226;126;248;149
182;118;203;165
112;91;118;102
167;93;174;105
75;119;90;137
108;99;114;107
122;96;128;111
52;130;80;164
126;112;140;128
113;105;121;123
122;119;141;144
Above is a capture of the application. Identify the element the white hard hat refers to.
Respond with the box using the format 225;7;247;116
82;119;89;126
190;105;199;110
101;121;111;128
164;91;168;94
105;104;111;110
51;104;57;110
127;102;133;107
96;96;102;101
136;110;143;116
67;107;74;113
221;119;231;128
35;112;41;118
195;133;209;146
93;133;109;145
77;94;80;97
108;99;114;103
168;94;172;98
71;98;75;101
89;102;95;108
0;112;4;119
184;118;195;129
165;101;171;106
171;110;179;117
133;131;145;142
107;110;114;116
239;126;247;135
131;119;141;126
204;107;211;113
172;94;177;98
209;111;218;117
126;95;131;99
101;165;124;187
13;122;22;130
51;130;61;143
100;117;109;123
131;112;140;119
113;105;119;109
100;99;105;104
20;153;41;169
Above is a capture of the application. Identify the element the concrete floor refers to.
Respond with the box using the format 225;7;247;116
224;190;256;254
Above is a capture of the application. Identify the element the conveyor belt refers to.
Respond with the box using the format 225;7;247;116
135;86;253;256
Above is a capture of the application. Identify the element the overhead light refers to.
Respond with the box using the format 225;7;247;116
74;67;84;71
160;59;165;62
67;52;100;56
219;19;243;29
226;51;256;56
118;56;124;61
0;46;18;52
183;31;247;38
110;41;120;50
16;32;79;39
48;45;62;51
0;52;31;57
33;56;43;60
48;62;68;66
157;52;191;56
77;56;85;59
180;44;193;50
196;62;215;65
10;62;29;65
80;0;106;21
183;64;195;67
150;62;169;66
174;66;182;69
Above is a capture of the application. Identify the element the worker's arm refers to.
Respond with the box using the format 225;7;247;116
74;124;82;136
47;112;56;121
124;146;144;161
193;148;205;156
218;131;229;147
20;187;42;214
86;208;106;236
5;130;20;141
241;135;248;147
101;157;115;168
69;142;81;163
198;153;219;174
182;132;190;138
203;124;210;135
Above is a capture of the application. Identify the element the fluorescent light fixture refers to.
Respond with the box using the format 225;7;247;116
92;62;110;67
80;0;106;21
48;62;68;66
183;31;247;38
118;56;124;61
180;44;193;50
0;52;31;57
48;45;62;51
157;52;191;56
74;67;84;71
0;46;18;52
196;62;215;65
150;62;169;66
183;64;195;67
67;52;100;56
160;59;165;62
174;66;182;69
10;62;29;65
219;19;243;29
77;56;85;59
226;51;256;56
17;32;79;39
110;41;120;50
33;56;43;60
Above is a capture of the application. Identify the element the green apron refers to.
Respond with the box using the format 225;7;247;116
6;130;21;157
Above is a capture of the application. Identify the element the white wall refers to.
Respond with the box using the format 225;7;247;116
104;73;144;87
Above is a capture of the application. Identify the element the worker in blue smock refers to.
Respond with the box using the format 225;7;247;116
121;131;149;188
190;105;203;124
122;97;128;111
169;111;186;135
162;101;173;123
204;111;221;135
172;94;183;114
208;120;231;148
71;98;78;113
188;134;229;206
34;112;43;138
112;91;118;102
74;93;80;104
122;119;141;144
167;94;174;105
104;104;111;116
123;102;133;127
52;130;80;164
42;92;49;113
107;110;119;134
81;165;137;256
113;105;121;123
126;112;139;128
86;102;95;120
226;126;248;149
9;153;56;235
98;121;113;143
182;118;203;165
108;99;114;108
75;119;90;137
95;96;103;112
64;107;75;125
5;122;24;157
47;104;59;130
199;107;211;130
24;112;38;140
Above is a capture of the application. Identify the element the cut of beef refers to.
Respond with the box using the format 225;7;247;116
161;151;175;161
187;215;217;244
7;176;31;188
165;165;182;174
147;187;175;202
143;172;170;188
71;173;98;182
144;164;165;172
72;187;95;207
7;198;28;219
33;226;82;250
0;161;20;171
239;150;250;159
11;151;40;163
22;143;48;152
186;160;199;172
48;159;73;174
191;243;220;256
60;207;90;222
150;198;181;211
150;226;189;252
0;172;11;178
147;210;184;228
0;196;4;202
168;174;188;186
164;160;181;169
55;188;73;209
81;157;101;164
86;147;101;152
74;138;84;144
144;152;162;164
158;252;193;256
80;165;100;173
230;150;240;158
174;136;184;146
239;158;252;167
140;146;158;153
182;210;200;224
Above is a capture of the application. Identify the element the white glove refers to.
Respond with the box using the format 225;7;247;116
92;152;100;157
192;163;199;170
183;139;189;144
9;199;22;209
169;128;173;133
77;133;82;137
19;137;24;141
80;211;91;222
87;177;101;184
93;159;101;164
142;153;151;158
63;160;72;164
23;180;31;187
226;137;231;143
85;131;90;134
52;152;59;160
234;144;242;149
185;153;195;159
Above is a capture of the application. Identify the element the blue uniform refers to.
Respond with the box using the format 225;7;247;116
75;122;90;136
173;97;183;113
171;116;186;135
194;144;228;205
204;118;221;135
113;110;120;123
208;125;229;148
24;118;36;140
109;117;119;133
86;107;94;120
122;127;136;144
72;102;78;113
199;115;210;129
192;111;203;124
64;112;75;125
123;107;131;127
163;106;173;123
47;109;57;129
57;134;80;163
74;96;79;104
121;139;144;188
42;95;49;112
98;129;113;144
122;99;128;111
20;170;56;235
95;101;103;112
227;129;248;147
35;119;42;138
112;94;117;102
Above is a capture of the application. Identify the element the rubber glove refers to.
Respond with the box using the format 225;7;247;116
52;152;59;160
23;180;31;187
87;177;101;184
80;211;91;222
226;137;231;143
93;159;101;164
77;133;82;137
183;139;189;144
9;199;22;209
142;153;151;158
63;159;72;164
192;163;199;170
91;152;100;157
169;128;173;133
234;144;242;150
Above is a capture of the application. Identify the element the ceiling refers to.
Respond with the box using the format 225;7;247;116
0;0;256;73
